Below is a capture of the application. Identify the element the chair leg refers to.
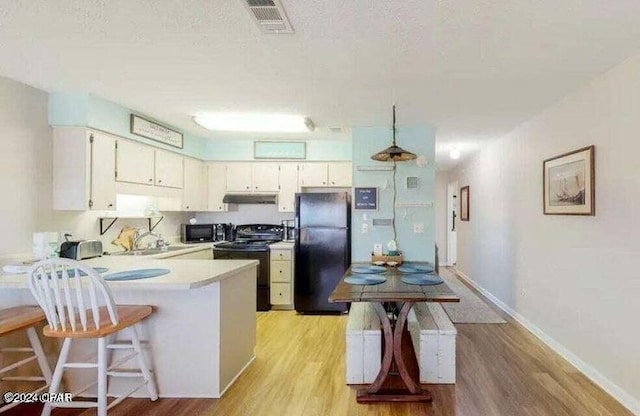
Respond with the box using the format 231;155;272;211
26;327;53;385
131;324;158;401
97;337;107;416
41;337;72;416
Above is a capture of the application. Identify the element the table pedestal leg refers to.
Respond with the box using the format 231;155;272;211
357;302;432;403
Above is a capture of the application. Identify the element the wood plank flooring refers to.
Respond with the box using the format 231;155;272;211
5;268;633;416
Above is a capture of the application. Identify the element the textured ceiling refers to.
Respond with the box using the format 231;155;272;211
2;0;640;168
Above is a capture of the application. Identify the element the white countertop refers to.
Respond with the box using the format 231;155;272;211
0;244;258;291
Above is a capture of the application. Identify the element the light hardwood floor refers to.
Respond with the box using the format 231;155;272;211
7;268;632;416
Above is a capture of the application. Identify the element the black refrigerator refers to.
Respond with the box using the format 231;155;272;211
294;192;351;314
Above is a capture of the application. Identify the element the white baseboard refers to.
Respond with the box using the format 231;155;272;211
453;268;640;416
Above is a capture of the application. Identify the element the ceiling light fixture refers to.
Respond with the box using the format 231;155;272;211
371;105;417;162
449;148;461;160
193;113;315;133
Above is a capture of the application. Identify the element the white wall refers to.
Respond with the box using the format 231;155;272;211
452;53;640;412
434;170;449;265
0;76;186;257
0;76;50;254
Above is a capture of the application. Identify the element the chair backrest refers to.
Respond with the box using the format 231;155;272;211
27;258;118;333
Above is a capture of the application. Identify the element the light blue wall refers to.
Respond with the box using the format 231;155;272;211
49;92;207;159
87;95;208;158
351;126;436;262
48;92;90;126
48;92;351;161
204;138;351;161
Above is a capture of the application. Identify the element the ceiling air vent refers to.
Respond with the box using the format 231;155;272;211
242;0;294;34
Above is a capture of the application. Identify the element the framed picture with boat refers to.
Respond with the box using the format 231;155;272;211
543;145;595;215
460;186;470;221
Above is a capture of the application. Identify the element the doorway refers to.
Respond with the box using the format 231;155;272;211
447;181;458;266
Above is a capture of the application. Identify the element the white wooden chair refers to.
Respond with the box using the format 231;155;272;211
0;306;53;413
26;258;158;416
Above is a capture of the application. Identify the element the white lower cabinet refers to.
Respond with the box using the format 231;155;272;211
270;246;294;309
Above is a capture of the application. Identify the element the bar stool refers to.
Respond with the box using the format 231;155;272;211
26;258;158;416
0;306;53;413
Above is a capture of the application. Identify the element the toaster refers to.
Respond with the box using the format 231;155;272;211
59;240;103;260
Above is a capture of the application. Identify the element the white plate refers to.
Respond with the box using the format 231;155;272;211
372;261;385;266
386;261;398;267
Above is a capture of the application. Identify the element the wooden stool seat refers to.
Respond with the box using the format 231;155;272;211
0;307;53;414
0;306;47;336
43;305;153;338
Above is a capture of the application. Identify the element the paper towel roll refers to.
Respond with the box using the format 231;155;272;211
33;232;58;259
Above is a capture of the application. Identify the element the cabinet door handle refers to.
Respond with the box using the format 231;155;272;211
158;179;162;183
149;178;153;182
108;203;113;208
322;181;326;185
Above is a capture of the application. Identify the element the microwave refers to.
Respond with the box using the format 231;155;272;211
181;224;215;243
181;224;232;243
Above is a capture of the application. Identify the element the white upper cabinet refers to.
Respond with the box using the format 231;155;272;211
52;128;117;211
207;162;229;212
225;163;279;192
225;163;253;192
155;150;184;189
328;162;352;187
90;132;117;210
278;163;298;212
252;164;280;192
116;140;155;186
183;158;206;211
299;163;328;187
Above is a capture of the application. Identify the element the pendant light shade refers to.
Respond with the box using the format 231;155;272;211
370;105;417;162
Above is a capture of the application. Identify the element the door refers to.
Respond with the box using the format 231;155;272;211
116;140;155;185
90;131;116;210
447;181;458;266
155;150;184;188
252;163;280;192
295;227;349;313
299;163;328;187
183;158;205;210
278;163;298;212
226;163;253;192
207;163;228;211
328;162;352;186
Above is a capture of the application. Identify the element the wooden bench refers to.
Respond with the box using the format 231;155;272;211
345;303;381;384
407;302;457;384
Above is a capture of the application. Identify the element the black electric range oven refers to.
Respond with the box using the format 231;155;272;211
212;224;283;311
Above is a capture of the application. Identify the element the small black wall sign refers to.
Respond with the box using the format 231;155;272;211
354;187;378;211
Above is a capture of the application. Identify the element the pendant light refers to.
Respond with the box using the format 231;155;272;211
370;105;417;162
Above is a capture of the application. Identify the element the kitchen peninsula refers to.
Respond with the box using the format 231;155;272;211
0;252;258;398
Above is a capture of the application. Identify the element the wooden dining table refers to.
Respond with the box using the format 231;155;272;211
329;262;460;403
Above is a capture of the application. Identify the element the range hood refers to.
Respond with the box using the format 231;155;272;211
223;194;278;204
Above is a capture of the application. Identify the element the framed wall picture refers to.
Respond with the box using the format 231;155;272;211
353;187;378;211
460;186;470;221
543;145;595;215
130;114;184;149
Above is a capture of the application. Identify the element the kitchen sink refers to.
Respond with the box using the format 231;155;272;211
109;246;188;256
